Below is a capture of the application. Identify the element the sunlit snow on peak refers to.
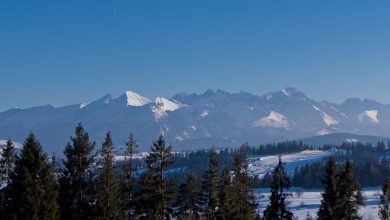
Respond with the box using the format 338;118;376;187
254;111;289;129
358;110;379;124
154;97;185;111
152;97;186;121
125;91;152;107
312;105;338;126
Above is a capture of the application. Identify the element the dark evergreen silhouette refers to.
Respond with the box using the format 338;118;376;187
228;146;258;219
318;157;339;220
379;178;390;220
263;156;293;220
176;173;200;219
335;160;363;219
0;139;16;217
218;167;234;219
199;148;220;219
122;133;138;219
59;123;97;220
96;131;123;220
138;135;174;219
7;133;59;220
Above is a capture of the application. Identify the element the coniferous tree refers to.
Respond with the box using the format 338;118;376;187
263;156;293;220
41;152;61;220
199;148;220;219
7;133;59;220
138;135;174;219
0;139;16;187
379;178;390;220
122;133;138;219
335;160;364;220
59;123;96;220
227;146;258;219
318;157;339;220
0;139;16;217
96;131;123;220
176;173;200;219
218;167;234;219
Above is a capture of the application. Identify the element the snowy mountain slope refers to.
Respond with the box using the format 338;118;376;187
1;87;390;154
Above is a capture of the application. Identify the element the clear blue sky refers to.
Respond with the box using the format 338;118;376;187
1;0;389;111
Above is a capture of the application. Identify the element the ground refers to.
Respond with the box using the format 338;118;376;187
256;187;381;220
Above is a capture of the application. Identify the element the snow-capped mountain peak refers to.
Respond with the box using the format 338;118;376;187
2;88;390;154
154;97;185;111
151;97;186;121
125;91;152;107
254;111;289;129
358;110;379;124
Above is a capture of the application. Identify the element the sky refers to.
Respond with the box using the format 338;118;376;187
0;0;389;111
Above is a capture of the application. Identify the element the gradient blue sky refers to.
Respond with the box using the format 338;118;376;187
1;0;389;111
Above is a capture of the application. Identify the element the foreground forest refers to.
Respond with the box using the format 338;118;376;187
1;123;390;219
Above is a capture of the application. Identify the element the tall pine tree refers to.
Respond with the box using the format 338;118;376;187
318;157;339;220
379;178;390;220
176;173;200;219
229;147;258;219
263;156;293;220
7;133;59;220
0;139;16;217
218;167;234;220
59;123;96;220
0;139;16;187
335;160;364;219
122;133;138;219
199;148;220;219
96;131;123;220
138;135;174;219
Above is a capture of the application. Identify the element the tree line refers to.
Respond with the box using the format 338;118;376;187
0;123;260;219
1;123;390;219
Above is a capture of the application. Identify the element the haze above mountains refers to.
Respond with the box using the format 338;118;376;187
1;87;389;155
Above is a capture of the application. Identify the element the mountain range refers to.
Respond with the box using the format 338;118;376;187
1;87;390;155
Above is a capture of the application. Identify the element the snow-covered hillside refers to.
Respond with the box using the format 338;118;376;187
248;150;334;178
256;187;381;220
2;87;390;154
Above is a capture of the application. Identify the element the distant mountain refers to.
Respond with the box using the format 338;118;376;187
1;87;390;155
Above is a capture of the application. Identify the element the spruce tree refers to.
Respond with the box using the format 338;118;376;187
96;131;123;220
7;133;59;220
0;139;16;217
0;139;16;187
122;133;138;219
59;123;96;220
199;148;220;219
318;157;339;220
263;156;293;220
41;152;61;220
138;135;174;219
335;160;364;220
176;173;200;219
230;147;258;219
218;167;234;219
379;178;390;220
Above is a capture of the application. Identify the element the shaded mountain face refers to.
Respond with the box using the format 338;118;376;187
1;87;390;155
